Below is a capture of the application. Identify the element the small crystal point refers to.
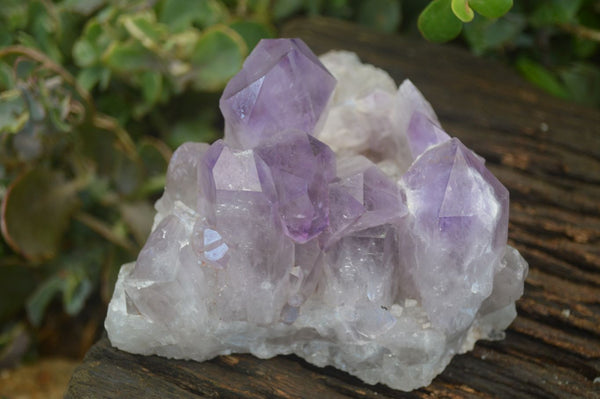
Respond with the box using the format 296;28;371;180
400;138;509;334
406;111;450;159
220;38;336;149
324;156;407;247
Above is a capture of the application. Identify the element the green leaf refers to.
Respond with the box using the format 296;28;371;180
122;12;168;51
1;169;79;260
76;66;104;91
157;0;227;32
190;26;246;91
469;0;512;19
515;57;569;99
102;41;158;73
463;13;526;56
73;38;98;67
0;61;15;90
27;1;63;63
418;0;463;42
229;20;274;51
530;0;583;27
14;59;36;81
26;275;64;326
451;0;474;23
0;90;27;134
1;0;28;32
0;24;13;48
72;21;111;68
357;0;402;32
141;71;163;105
573;36;598;60
272;0;303;21
61;0;105;15
0;266;35;324
62;273;92;316
167;111;221;148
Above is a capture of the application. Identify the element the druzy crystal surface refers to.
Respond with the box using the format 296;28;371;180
106;39;528;391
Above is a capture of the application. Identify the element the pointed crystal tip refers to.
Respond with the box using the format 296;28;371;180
220;38;336;149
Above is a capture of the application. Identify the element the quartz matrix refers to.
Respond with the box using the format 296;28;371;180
106;39;528;391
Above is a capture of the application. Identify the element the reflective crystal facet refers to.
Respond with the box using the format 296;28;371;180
399;138;509;334
255;130;336;243
106;39;527;392
221;39;336;149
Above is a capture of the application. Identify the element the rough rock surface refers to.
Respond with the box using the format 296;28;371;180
105;39;528;391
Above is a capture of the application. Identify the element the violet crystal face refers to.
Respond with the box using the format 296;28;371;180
220;38;336;149
106;39;528;391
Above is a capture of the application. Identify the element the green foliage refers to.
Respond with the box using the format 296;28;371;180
70;2;258;120
462;13;526;56
2;169;80;260
418;0;513;41
515;56;570;99
0;0;274;360
461;1;600;107
469;0;513;19
0;43;161;337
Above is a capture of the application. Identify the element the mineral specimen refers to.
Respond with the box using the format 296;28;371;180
106;39;528;391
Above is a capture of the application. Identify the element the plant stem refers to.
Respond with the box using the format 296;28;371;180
92;114;139;160
559;23;600;43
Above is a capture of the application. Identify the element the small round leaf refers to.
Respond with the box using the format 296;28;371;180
469;0;513;19
515;57;569;99
102;41;158;73
419;0;463;42
229;20;274;51
451;0;474;22
1;169;79;261
190;26;246;91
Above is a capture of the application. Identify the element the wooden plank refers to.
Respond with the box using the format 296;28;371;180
66;17;600;398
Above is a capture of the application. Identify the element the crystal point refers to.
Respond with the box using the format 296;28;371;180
106;41;527;392
399;138;509;334
221;38;336;149
407;111;450;159
255;131;336;243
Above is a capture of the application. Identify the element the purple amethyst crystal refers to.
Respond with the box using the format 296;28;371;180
220;39;336;149
399;138;509;334
106;39;527;392
406;111;450;159
324;156;407;247
258;131;336;242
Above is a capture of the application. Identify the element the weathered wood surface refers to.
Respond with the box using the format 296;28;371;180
66;18;600;398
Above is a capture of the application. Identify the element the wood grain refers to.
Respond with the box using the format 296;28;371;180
66;18;600;398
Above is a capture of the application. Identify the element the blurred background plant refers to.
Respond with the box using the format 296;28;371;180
0;0;598;366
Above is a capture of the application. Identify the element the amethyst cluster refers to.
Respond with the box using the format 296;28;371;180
106;39;527;391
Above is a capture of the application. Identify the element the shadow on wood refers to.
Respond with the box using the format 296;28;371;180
66;17;600;399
